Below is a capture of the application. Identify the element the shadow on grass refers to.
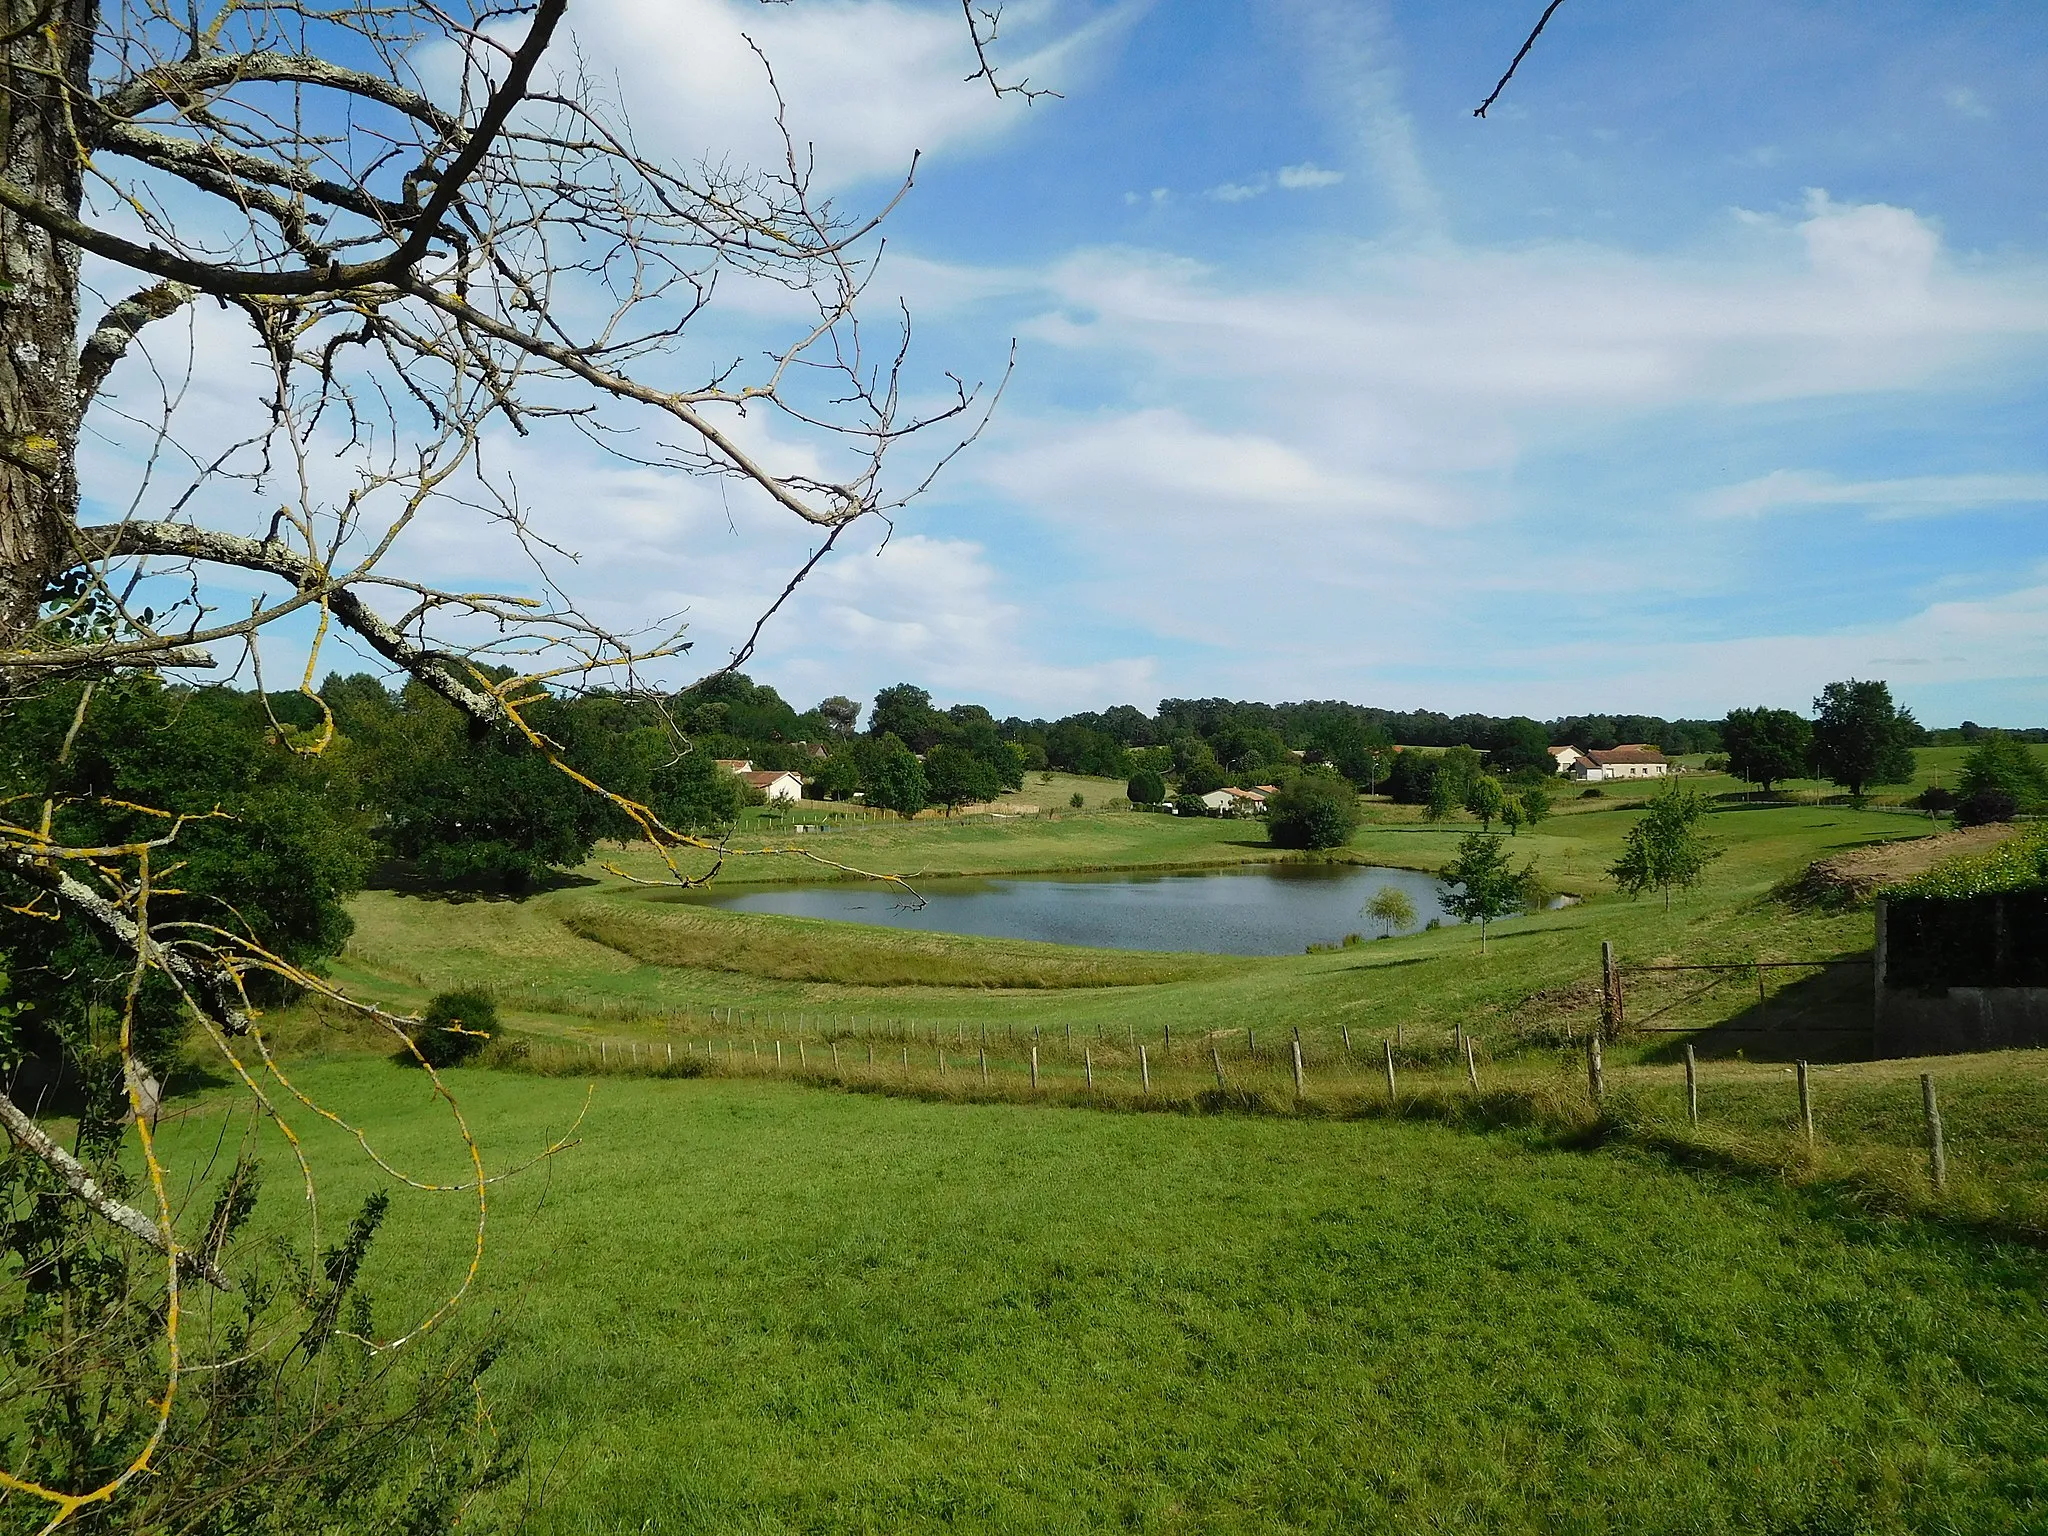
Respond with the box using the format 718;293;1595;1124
366;858;599;902
1637;965;1875;1065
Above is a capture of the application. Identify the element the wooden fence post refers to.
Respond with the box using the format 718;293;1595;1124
1383;1039;1397;1103
1212;1043;1225;1090
831;1041;840;1072
1341;1024;1352;1056
1587;1034;1604;1107
1247;1027;1256;1058
1291;1039;1304;1101
1085;1048;1093;1090
1454;1020;1464;1059
1601;940;1617;1037
799;1041;807;1068
1797;1060;1814;1146
1164;1023;1172;1053
1139;1045;1150;1095
980;1047;989;1086
1465;1037;1479;1092
938;1047;947;1076
1684;1044;1698;1126
1921;1074;1948;1195
1031;1046;1039;1091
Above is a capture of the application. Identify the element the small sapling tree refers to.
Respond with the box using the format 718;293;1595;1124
1438;832;1539;952
1610;785;1719;910
1464;774;1508;830
1366;885;1418;938
1519;784;1552;829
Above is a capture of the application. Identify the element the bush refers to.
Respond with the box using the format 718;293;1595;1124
1915;785;1958;813
409;987;497;1068
1956;788;2019;827
1173;793;1209;818
1579;786;1604;799
1266;774;1362;850
1127;767;1166;805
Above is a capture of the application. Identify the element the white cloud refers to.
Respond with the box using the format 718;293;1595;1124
1276;162;1344;190
516;0;1133;191
1697;470;2048;521
1206;179;1267;203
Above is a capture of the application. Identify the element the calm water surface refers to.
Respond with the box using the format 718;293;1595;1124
653;862;1486;957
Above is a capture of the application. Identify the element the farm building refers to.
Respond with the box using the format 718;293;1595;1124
739;769;803;803
1567;746;1671;782
1199;787;1268;817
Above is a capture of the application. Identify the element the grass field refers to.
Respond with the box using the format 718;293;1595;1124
170;785;2048;1531
150;1062;2048;1534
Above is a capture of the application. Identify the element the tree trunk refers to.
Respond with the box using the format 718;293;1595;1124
0;0;98;648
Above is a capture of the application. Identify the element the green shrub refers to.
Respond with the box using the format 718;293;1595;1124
409;987;498;1068
1266;774;1362;850
1886;825;2048;900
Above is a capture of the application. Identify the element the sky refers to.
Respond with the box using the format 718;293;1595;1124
87;0;2048;727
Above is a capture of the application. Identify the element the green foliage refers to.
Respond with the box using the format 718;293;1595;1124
1172;737;1226;796
1721;706;1813;792
1069;791;1086;810
0;1127;512;1533
862;736;927;817
1365;885;1417;936
1518;783;1552;829
923;744;1003;813
1265;774;1362;850
1810;679;1919;799
0;678;373;1067
410;987;498;1068
1437;832;1539;948
869;683;944;751
1886;825;2048;900
1610;785;1719;910
808;748;863;801
1463;774;1507;829
1486;716;1553;775
1958;732;2048;809
1425;771;1461;823
1126;767;1167;806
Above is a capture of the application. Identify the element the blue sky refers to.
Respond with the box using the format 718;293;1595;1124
88;1;2048;726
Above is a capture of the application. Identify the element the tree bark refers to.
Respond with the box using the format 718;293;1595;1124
0;0;98;647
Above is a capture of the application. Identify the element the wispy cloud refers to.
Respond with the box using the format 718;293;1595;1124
1698;470;2048;521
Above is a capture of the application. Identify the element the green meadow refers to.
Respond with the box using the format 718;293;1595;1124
164;757;2048;1532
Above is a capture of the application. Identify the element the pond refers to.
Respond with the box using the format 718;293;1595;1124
650;861;1496;957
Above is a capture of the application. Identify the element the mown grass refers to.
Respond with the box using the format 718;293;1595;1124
145;1061;2048;1534
555;897;1239;989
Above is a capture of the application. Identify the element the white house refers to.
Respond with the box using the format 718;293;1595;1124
714;758;754;774
1548;745;1589;775
739;769;803;803
1569;746;1671;782
1199;786;1268;817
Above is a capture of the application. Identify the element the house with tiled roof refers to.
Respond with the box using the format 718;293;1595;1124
1567;745;1671;782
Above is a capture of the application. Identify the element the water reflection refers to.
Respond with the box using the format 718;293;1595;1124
648;862;1503;957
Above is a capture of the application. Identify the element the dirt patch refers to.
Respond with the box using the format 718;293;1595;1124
1786;823;2018;907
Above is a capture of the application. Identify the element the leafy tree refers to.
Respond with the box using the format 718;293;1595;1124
1519;783;1552;829
1464;774;1508;829
1425;771;1462;823
1501;797;1526;835
1266;774;1362;850
1171;737;1227;795
1438;833;1538;952
1721;706;1813;793
1127;767;1167;805
1959;732;2048;809
1809;680;1919;800
369;680;606;891
1609;785;1719;910
870;684;945;752
923;744;1002;814
1366;885;1417;937
863;736;928;817
1487;716;1553;775
817;695;862;737
646;744;746;833
1173;793;1210;818
809;749;864;801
